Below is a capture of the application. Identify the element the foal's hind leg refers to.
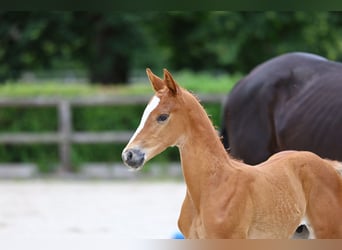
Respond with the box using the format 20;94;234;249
307;184;342;238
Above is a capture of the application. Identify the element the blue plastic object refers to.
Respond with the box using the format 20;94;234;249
171;231;185;239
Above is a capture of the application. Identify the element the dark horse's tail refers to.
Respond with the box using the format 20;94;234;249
220;95;230;151
220;125;229;151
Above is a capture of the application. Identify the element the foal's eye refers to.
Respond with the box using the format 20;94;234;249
157;114;169;123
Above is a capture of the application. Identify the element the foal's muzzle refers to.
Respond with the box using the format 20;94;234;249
122;148;145;170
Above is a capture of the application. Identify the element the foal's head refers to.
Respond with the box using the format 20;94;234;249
122;68;188;170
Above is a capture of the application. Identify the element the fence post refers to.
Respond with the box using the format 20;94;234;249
58;100;72;172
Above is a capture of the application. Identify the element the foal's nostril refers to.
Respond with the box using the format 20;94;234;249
122;149;133;162
126;150;133;161
122;148;145;169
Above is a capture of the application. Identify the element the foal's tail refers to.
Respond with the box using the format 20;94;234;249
325;159;342;175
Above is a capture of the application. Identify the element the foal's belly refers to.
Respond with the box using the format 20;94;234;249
248;227;293;239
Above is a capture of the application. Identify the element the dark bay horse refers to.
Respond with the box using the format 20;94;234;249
221;52;342;165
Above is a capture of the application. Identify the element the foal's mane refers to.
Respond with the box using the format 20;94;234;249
184;88;242;163
182;89;215;126
178;88;229;154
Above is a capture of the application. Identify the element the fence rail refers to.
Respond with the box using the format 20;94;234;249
0;94;226;172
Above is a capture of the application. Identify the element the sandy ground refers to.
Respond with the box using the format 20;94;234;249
0;180;186;239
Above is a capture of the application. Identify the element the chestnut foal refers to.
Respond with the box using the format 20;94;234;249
122;69;342;239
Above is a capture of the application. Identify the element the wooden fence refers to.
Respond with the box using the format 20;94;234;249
0;94;226;172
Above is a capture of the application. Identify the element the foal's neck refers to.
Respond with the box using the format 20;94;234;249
178;92;234;201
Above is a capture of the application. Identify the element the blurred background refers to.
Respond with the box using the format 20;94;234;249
0;11;342;175
0;11;341;239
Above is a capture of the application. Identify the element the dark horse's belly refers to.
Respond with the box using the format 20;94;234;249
221;52;342;165
275;76;342;161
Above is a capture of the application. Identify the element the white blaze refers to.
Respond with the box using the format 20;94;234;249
128;95;160;144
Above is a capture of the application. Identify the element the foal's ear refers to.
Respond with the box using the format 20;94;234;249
163;69;179;96
146;68;165;92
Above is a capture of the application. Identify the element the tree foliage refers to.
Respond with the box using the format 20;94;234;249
0;11;342;84
151;12;342;72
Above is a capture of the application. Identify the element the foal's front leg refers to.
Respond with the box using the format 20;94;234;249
178;191;196;238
